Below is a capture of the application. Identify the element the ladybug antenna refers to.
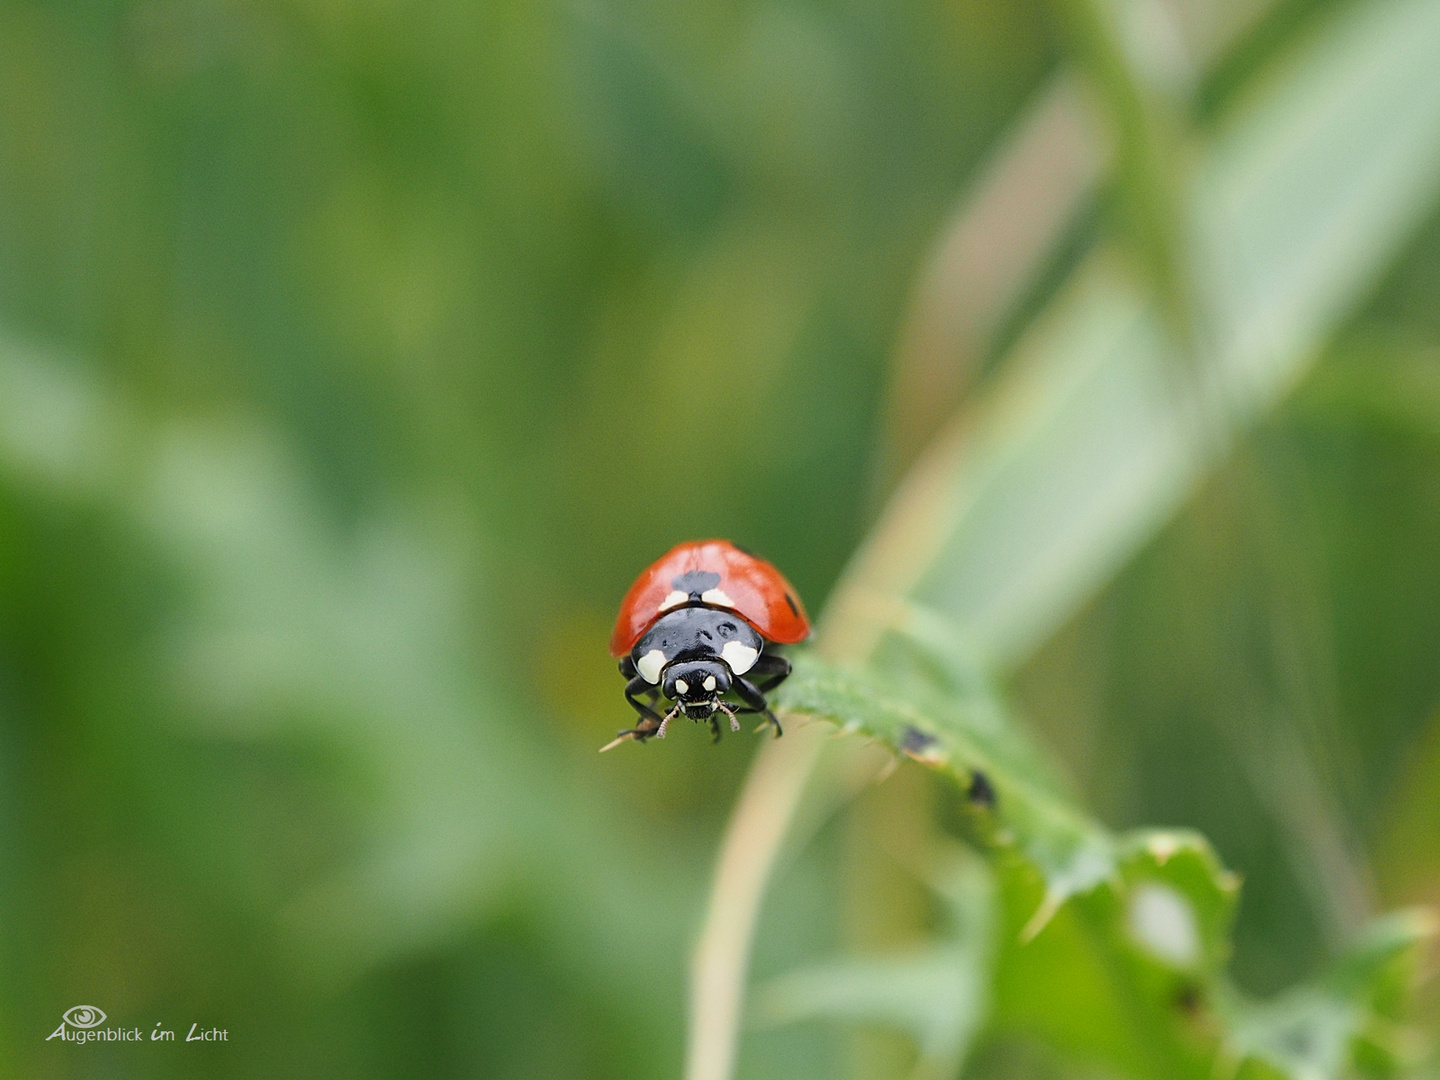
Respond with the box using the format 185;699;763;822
715;700;740;732
655;703;681;739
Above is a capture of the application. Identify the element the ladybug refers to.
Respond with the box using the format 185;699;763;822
604;540;810;750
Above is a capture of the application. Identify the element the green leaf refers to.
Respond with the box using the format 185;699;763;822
772;648;1434;1080
769;646;1248;1078
774;644;1120;925
773;638;1244;1018
985;845;1226;1080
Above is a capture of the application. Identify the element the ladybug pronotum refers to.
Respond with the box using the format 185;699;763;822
604;540;810;750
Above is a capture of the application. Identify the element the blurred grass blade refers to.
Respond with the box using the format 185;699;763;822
753;847;995;1080
876;74;1109;490
881;255;1187;668
833;0;1440;672
1199;0;1440;390
1057;0;1197;344
754;951;976;1072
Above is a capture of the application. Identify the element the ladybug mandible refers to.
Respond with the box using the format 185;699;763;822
603;540;810;750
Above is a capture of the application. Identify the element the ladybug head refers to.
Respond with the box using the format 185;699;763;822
664;660;731;719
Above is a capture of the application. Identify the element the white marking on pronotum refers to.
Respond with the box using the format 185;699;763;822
720;641;757;675
700;587;735;608
636;649;666;684
703;675;716;691
676;679;690;695
657;590;688;612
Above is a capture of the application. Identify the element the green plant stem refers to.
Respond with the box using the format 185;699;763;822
685;723;833;1080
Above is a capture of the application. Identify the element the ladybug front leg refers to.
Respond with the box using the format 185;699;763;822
618;656;662;707
619;658;665;740
731;674;782;738
623;676;665;728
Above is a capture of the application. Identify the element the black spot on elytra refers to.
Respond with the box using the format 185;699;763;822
672;570;721;596
784;593;799;617
900;726;939;755
967;770;996;808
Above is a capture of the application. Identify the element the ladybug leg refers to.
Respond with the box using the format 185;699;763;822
621;673;666;740
618;655;663;705
601;665;667;751
731;675;783;738
747;653;791;693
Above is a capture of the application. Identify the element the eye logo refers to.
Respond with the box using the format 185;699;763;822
62;1006;106;1029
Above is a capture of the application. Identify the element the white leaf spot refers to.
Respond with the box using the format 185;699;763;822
1127;883;1200;966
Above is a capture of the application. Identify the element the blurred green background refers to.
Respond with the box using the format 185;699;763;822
2;0;1439;1076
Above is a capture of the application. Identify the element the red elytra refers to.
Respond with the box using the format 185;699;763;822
609;540;811;657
